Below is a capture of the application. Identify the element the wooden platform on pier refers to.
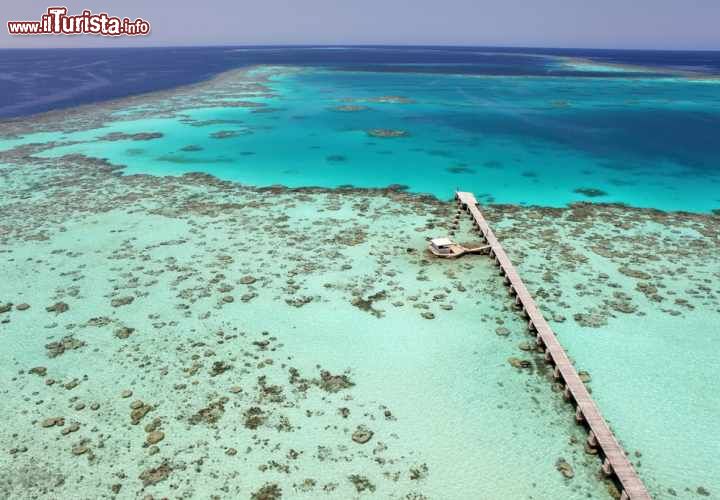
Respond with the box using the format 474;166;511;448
455;191;651;500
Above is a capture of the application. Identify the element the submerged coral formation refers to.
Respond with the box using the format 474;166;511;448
0;66;717;500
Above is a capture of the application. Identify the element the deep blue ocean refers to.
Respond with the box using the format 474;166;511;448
1;46;719;212
1;45;720;118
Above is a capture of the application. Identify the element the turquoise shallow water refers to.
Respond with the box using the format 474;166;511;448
4;66;718;212
0;63;719;499
0;181;623;499
489;210;720;498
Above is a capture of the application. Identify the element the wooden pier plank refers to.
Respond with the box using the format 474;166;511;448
455;192;651;500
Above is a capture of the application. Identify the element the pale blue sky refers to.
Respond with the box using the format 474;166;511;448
2;0;719;49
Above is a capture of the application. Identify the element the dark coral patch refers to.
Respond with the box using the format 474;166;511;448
366;129;408;138
574;187;608;198
99;131;163;141
447;165;476;174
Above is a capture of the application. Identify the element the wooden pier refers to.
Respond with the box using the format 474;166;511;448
455;191;651;500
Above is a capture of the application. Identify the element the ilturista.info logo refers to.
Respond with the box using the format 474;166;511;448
7;7;150;36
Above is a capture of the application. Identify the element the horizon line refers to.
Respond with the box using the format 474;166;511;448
1;43;719;52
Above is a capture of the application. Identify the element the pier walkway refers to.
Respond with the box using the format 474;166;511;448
455;191;651;500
